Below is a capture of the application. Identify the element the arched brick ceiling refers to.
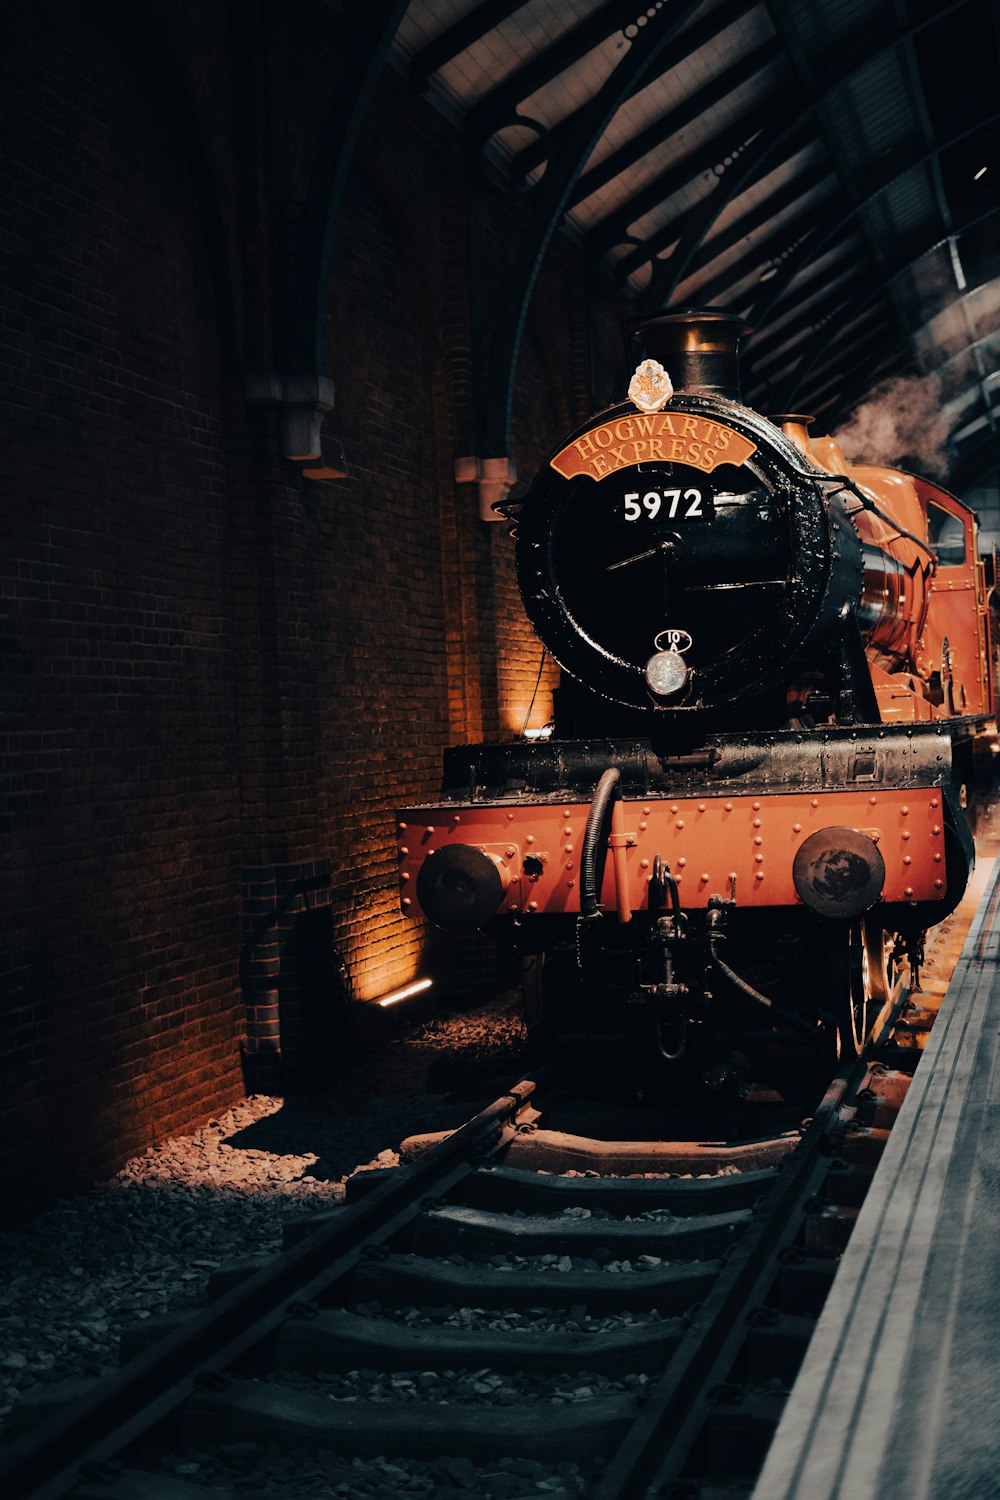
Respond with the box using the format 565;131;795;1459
394;0;999;479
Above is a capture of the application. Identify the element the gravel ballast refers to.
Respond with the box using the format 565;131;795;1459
0;993;683;1495
0;995;528;1437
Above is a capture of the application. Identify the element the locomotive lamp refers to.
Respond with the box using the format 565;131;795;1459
645;629;692;699
645;647;689;698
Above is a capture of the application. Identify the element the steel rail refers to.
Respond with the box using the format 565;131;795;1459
2;970;920;1500
0;1075;544;1500
586;979;916;1500
587;1056;867;1499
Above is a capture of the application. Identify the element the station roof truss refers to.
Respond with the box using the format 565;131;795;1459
392;0;1000;486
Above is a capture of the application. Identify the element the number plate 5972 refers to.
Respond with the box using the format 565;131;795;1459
622;488;710;521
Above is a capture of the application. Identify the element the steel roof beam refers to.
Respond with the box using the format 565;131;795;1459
590;117;813;265
746;266;868;371
289;0;410;374
748;220;970;373
950;403;1000;443
754;266;867;349
475;0;706;456
746;292;872;402
894;0;996;435
509;0;762;189
821;272;1000;429
668;164;837;307
409;0;531;91
756;193;1000;412
949;429;1000;494
565;40;777;207
932;329;1000;379
465;0;675;151
761;1;916;358
636;0;971;316
746;124;1000;341
795;318;901;416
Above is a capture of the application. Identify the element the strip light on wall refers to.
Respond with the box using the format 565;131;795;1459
375;978;433;1008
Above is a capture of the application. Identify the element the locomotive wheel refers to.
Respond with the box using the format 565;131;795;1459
862;922;905;1041
825;919;887;1060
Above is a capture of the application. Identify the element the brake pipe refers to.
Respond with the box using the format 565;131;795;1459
706;906;817;1037
609;795;633;924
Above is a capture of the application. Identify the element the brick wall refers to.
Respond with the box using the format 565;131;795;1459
0;0;625;1221
0;1;246;1221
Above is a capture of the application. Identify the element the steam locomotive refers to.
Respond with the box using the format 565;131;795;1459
396;311;993;1093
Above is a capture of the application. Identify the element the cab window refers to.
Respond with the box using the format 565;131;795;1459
927;500;966;566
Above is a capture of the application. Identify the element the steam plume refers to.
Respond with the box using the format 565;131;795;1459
834;373;952;478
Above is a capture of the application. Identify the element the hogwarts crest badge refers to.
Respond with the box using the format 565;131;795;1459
628;358;674;413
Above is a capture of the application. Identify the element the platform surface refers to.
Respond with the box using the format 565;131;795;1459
753;857;1000;1500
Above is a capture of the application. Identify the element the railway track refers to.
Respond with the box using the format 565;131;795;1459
0;898;975;1500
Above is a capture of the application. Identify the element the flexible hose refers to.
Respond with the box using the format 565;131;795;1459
803;467;935;558
579;767;622;919
708;941;817;1037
